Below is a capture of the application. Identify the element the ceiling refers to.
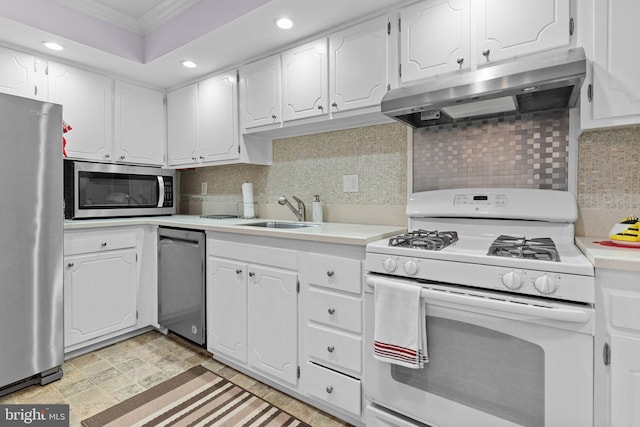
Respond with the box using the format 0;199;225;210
0;0;406;90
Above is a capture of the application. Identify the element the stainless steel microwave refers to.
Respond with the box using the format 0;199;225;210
64;160;175;219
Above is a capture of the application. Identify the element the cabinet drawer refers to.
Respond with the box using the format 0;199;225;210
65;232;136;256
208;239;297;270
305;362;361;416
308;325;361;374
304;253;361;293
308;287;361;333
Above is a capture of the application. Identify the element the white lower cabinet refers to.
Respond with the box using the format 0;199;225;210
300;251;364;419
595;268;640;427
63;226;157;354
206;237;298;387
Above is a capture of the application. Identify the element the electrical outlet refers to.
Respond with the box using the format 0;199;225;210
201;182;207;195
343;175;359;193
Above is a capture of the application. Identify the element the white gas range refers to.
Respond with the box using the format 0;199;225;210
364;188;595;427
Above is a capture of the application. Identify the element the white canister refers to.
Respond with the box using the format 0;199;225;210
312;194;323;223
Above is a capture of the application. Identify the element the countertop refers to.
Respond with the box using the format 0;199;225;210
576;236;640;272
64;215;406;246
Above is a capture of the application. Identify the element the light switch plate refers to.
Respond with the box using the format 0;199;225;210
343;174;359;193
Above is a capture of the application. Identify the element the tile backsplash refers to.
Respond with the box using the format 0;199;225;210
179;122;408;225
412;110;569;191
576;125;640;236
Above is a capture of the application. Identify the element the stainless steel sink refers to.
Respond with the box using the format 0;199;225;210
241;221;316;229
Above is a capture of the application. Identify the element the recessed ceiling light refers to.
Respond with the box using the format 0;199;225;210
42;41;64;51
181;60;197;69
275;17;294;30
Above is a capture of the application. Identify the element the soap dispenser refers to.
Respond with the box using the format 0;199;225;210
312;195;323;223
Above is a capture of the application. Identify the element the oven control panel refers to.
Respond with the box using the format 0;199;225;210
366;252;595;304
454;193;508;207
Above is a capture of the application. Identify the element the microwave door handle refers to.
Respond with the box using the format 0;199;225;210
157;176;165;208
419;288;590;324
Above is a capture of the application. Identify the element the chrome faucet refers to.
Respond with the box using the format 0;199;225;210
278;195;306;221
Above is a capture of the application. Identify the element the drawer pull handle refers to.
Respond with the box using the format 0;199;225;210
326;270;334;277
249;272;255;277
101;242;107;247
327;345;335;353
68;262;74;267
328;308;335;315
235;269;242;274
326;386;333;394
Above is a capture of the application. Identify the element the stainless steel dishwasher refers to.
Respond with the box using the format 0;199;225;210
158;227;206;346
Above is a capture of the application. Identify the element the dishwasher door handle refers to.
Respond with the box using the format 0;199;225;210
159;236;200;247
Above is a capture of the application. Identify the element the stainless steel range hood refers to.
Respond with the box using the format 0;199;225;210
381;48;586;128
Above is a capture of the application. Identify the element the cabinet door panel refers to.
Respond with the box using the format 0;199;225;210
401;0;470;83
0;48;32;98
115;82;165;166
592;0;640;120
64;249;137;346
48;63;113;162
248;265;298;385
198;74;240;162
330;17;389;112
282;40;328;121
207;257;247;363
477;0;570;64
240;56;281;129
610;335;640;427
167;84;198;166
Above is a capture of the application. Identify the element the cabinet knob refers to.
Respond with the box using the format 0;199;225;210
67;262;74;267
192;157;197;161
104;153;111;158
120;155;125;160
249;272;255;277
325;386;333;394
327;308;335;315
482;48;491;58
101;242;107;247
326;270;334;278
235;269;242;274
271;114;277;119
331;102;338;108
317;105;324;111
456;57;464;67
327;345;335;353
199;156;205;160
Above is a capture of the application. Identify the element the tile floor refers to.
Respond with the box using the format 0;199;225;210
0;331;351;427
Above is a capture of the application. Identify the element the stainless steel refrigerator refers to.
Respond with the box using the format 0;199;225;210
0;93;64;396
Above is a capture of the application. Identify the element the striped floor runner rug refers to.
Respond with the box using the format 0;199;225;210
82;365;311;427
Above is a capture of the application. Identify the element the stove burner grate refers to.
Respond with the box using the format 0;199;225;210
389;230;459;251
487;235;560;262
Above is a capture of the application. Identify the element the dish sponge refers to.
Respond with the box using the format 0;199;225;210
610;216;640;242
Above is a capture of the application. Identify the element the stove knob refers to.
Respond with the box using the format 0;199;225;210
404;260;419;276
502;271;522;290
534;275;557;295
382;258;397;273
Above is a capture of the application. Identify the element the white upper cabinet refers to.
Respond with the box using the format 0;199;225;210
329;16;390;113
114;81;166;166
0;47;47;101
399;0;571;83
167;84;199;166
581;0;640;129
401;0;471;83
240;55;282;130
476;0;571;65
167;73;240;167
197;73;240;163
282;39;329;122
48;62;113;162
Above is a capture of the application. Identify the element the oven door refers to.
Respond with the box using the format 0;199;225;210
364;274;594;427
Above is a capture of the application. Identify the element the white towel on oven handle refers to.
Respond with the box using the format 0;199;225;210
371;277;428;369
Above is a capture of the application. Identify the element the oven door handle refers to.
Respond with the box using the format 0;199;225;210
420;288;589;323
366;278;590;324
